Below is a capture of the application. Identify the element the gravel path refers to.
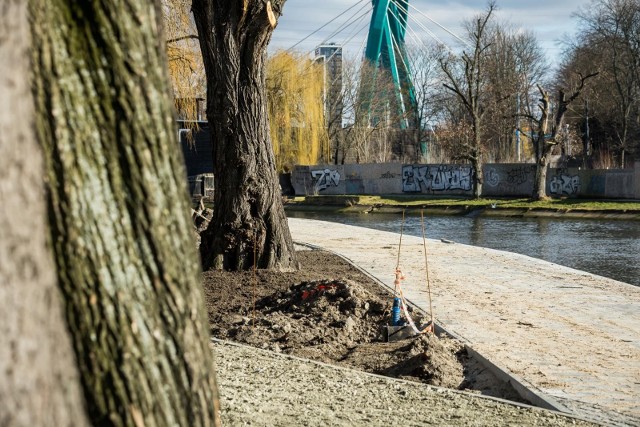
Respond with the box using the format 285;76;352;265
214;339;593;426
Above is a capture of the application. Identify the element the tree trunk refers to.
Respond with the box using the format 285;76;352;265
533;148;550;200
471;155;483;199
532;88;552;200
0;3;88;425
192;0;298;271
30;1;220;426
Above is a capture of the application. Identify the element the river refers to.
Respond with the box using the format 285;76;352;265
287;211;640;287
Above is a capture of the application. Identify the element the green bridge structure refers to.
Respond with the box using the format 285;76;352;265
360;0;417;129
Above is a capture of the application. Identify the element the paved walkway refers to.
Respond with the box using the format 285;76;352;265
288;218;640;421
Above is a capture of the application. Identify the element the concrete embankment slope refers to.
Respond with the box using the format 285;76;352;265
288;218;640;422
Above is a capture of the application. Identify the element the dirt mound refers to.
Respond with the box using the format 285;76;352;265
209;274;465;390
379;334;464;388
226;280;385;353
203;249;524;401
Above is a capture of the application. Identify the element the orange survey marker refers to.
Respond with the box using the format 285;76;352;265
394;268;433;334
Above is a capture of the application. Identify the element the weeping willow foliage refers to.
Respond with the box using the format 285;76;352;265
267;51;329;172
162;0;205;123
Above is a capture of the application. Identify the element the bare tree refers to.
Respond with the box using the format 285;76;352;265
483;25;548;162
439;1;497;198
337;60;399;164
529;73;598;200
405;43;443;162
571;0;640;167
30;0;220;425
192;0;298;271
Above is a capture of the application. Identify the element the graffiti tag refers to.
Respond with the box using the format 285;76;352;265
486;169;500;187
550;175;580;195
402;165;473;193
311;168;341;192
507;167;532;186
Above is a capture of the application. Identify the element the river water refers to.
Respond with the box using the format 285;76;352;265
288;211;640;287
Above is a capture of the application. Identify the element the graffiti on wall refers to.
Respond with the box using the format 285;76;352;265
311;168;341;192
402;165;473;193
550;174;581;195
486;166;534;187
485;165;535;195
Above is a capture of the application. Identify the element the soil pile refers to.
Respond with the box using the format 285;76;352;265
203;249;523;400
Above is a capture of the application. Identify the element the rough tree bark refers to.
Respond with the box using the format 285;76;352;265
531;73;597;200
192;0;298;271
30;1;220;425
0;2;88;425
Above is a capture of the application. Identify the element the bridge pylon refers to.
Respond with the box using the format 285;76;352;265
358;0;417;129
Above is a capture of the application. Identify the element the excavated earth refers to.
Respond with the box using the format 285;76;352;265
203;249;526;398
203;249;598;425
202;238;606;425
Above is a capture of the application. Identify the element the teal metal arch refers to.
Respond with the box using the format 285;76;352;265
360;0;417;128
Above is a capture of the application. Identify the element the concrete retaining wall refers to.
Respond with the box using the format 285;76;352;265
292;163;475;196
635;162;640;199
546;168;636;199
482;164;536;197
291;162;640;199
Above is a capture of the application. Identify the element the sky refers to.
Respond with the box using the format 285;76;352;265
270;0;589;66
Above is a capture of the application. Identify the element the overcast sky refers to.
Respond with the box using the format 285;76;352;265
270;0;588;65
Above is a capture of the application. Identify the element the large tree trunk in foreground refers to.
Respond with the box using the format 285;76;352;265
31;1;220;425
192;0;298;271
0;3;88;425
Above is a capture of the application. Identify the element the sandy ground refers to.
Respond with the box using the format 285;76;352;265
288;217;640;422
213;339;595;426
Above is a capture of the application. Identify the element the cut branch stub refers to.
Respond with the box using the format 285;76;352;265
266;1;277;28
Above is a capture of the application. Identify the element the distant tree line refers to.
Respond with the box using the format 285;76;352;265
249;0;639;177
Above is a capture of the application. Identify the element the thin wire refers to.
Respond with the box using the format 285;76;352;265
322;17;371;90
389;0;449;49
388;0;446;50
320;3;371;46
322;11;371;63
420;209;434;328
395;209;406;271
405;0;470;47
288;0;368;51
301;19;370;75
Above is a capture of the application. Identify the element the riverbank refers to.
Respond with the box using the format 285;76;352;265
287;218;640;424
284;195;640;220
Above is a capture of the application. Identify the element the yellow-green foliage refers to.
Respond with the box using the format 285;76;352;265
267;51;328;172
162;0;205;124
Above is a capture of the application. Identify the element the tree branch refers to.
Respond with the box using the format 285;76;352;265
167;34;199;44
567;71;599;103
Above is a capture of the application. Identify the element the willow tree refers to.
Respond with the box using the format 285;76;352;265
0;3;88;425
267;51;327;171
30;1;220;425
163;0;206;120
192;0;298;271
